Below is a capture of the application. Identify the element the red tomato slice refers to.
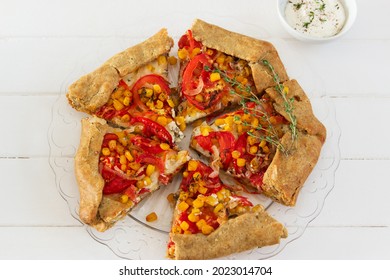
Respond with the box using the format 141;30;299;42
130;135;164;154
130;116;173;145
131;74;170;95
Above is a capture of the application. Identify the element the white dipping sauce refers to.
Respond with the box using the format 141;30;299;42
285;0;346;38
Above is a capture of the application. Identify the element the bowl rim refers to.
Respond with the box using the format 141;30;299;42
276;0;357;42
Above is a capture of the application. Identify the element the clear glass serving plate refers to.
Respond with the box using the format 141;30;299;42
48;18;340;259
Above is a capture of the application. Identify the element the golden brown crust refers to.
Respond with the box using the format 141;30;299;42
170;206;287;260
266;79;326;143
263;131;323;206
67;29;173;114
191;19;288;92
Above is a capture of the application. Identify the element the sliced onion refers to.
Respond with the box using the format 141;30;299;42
183;78;204;96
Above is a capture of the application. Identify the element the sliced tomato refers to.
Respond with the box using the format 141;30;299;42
231;194;253;207
178;30;202;53
130;116;173;145
123;185;138;201
130;135;164;154
136;154;165;174
249;173;265;190
102;177;137;195
132;74;170;96
102;133;119;146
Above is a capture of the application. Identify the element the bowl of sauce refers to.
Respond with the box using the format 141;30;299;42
277;0;357;42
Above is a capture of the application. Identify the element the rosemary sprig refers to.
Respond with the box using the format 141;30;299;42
262;59;297;142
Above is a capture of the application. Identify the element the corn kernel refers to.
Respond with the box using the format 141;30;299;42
146;212;158;222
143;176;152;186
177;48;188;60
179;191;189;201
179;122;186;131
202;224;214;235
123;96;130;106
196;219;207;230
188;212;199;223
214;118;225;126
121;114;130;122
247;136;258;146
237;124;243;134
167;193;175;204
167;99;175;108
125;150;134;162
198;185;208;195
155;100;164;109
129;162;141;171
187;160;199;171
214;203;224;213
205;48;214;55
195;94;204;103
259;139;267;148
178;201;189;212
200;126;212;136
136;180;144;189
172;225;182;234
102;147;110;156
216;55;225;65
225;116;234;126
192;171;202;181
157;55;167;65
251;118;259;128
184;230;192;235
153;84;162;94
160;142;170;151
182;171;189;178
262;145;270;154
146;164;155;177
145;88;154;98
206;195;218;206
108;140;117;150
210;72;221;82
231;150;241;159
156;116;168;126
116;144;125;155
191;47;201;58
158;93;167;101
175;116;185;125
180;221;190;231
283;86;289;95
236;158;246;167
168;56;177;65
249;146;258;155
192;198;204;209
147;64;155;72
119;155;127;165
113;99;124;111
120;194;129;204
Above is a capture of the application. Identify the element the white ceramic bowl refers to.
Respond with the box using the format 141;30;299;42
277;0;357;42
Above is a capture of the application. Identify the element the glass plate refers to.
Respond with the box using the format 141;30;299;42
48;18;340;260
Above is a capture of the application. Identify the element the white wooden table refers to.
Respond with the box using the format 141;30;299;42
1;0;389;260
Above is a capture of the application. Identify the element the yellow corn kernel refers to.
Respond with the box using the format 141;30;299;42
125;150;134;162
210;72;221;82
186;198;194;206
113;99;124;111
187;160;199;171
191;47;201;58
120;164;127;172
216;54;226;65
158;93;167;101
249;146;258;155
108;140;117;150
167;193;175;204
283;86;289;95
236;158;246;167
192;198;204;209
129;162;141;171
201;224;214;235
167;99;175;108
182;171;189;178
123;96;130;106
177;48;188;60
179;191;189;201
116;144;125;155
175;116;185;125
247;135;257;146
184;230;192;235
259;139;267;148
156;116;168;126
196;219;207;230
179;122;186;131
214;118;225;126
262;145;270;154
143;176;152;186
214;203;224;213
195;94;204;103
146;164;155;177
145;88;154;98
251;117;259;128
168;56;177;65
205;48;214;55
231;150;241;159
157;55;167;65
115;131;125;139
120;194;129;204
101;147;110;156
198;185;208;195
147;64;155;72
121;114;130;122
180;221;190;231
205;195;218;206
241;77;248;85
123;89;131;97
225;116;234;126
188;212;199;223
200;126;212;136
155;100;164;109
237;124;243;134
119;155;127;165
178;201;189;212
146;212;158;222
172;225;182;234
192;171;202;181
153;84;162;94
160;142;170;151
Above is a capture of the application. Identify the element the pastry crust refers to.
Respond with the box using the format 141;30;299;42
67;28;174;114
191;19;289;92
170;205;287;260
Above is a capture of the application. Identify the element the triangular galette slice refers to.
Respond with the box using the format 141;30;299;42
67;29;184;144
167;160;287;260
190;80;326;206
175;19;288;124
75;117;189;232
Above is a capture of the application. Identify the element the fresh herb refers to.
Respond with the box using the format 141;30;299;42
303;11;315;28
293;2;304;10
319;3;326;11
